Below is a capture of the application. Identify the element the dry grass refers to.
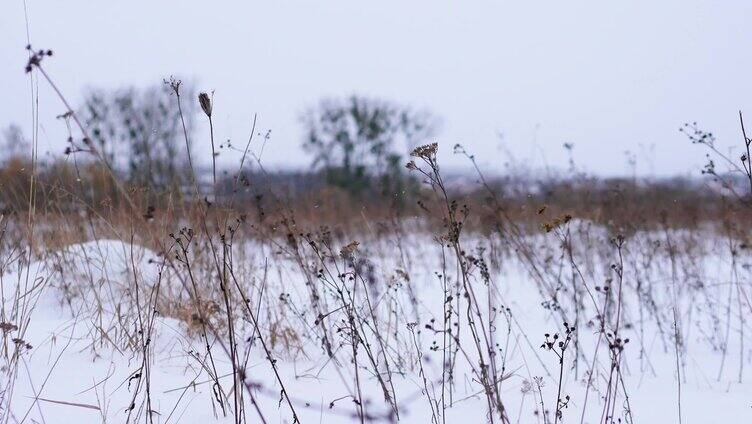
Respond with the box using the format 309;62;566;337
1;52;751;424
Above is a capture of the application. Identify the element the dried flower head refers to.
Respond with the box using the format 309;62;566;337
541;214;572;233
166;77;182;95
0;322;18;333
410;143;438;159
198;92;212;117
24;46;54;73
339;241;360;259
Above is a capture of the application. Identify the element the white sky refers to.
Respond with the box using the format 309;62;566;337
2;0;751;176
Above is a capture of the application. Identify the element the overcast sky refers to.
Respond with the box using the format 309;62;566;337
2;0;751;176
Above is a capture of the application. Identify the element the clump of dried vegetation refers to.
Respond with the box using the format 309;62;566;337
0;47;750;424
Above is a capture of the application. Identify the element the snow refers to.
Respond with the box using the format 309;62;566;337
2;226;751;423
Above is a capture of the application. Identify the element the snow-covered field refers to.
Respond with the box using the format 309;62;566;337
1;221;750;423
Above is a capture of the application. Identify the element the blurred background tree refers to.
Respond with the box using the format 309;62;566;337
80;82;196;191
301;95;437;199
1;124;30;162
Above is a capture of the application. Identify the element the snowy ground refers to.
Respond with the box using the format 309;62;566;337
2;223;751;423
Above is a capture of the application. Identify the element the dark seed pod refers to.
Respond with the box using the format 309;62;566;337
198;92;212;117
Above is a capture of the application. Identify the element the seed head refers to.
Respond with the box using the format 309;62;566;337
198;92;212;117
339;241;360;259
411;143;438;159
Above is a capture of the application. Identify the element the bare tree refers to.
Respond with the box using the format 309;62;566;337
1;125;30;162
81;82;196;190
302;95;437;197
